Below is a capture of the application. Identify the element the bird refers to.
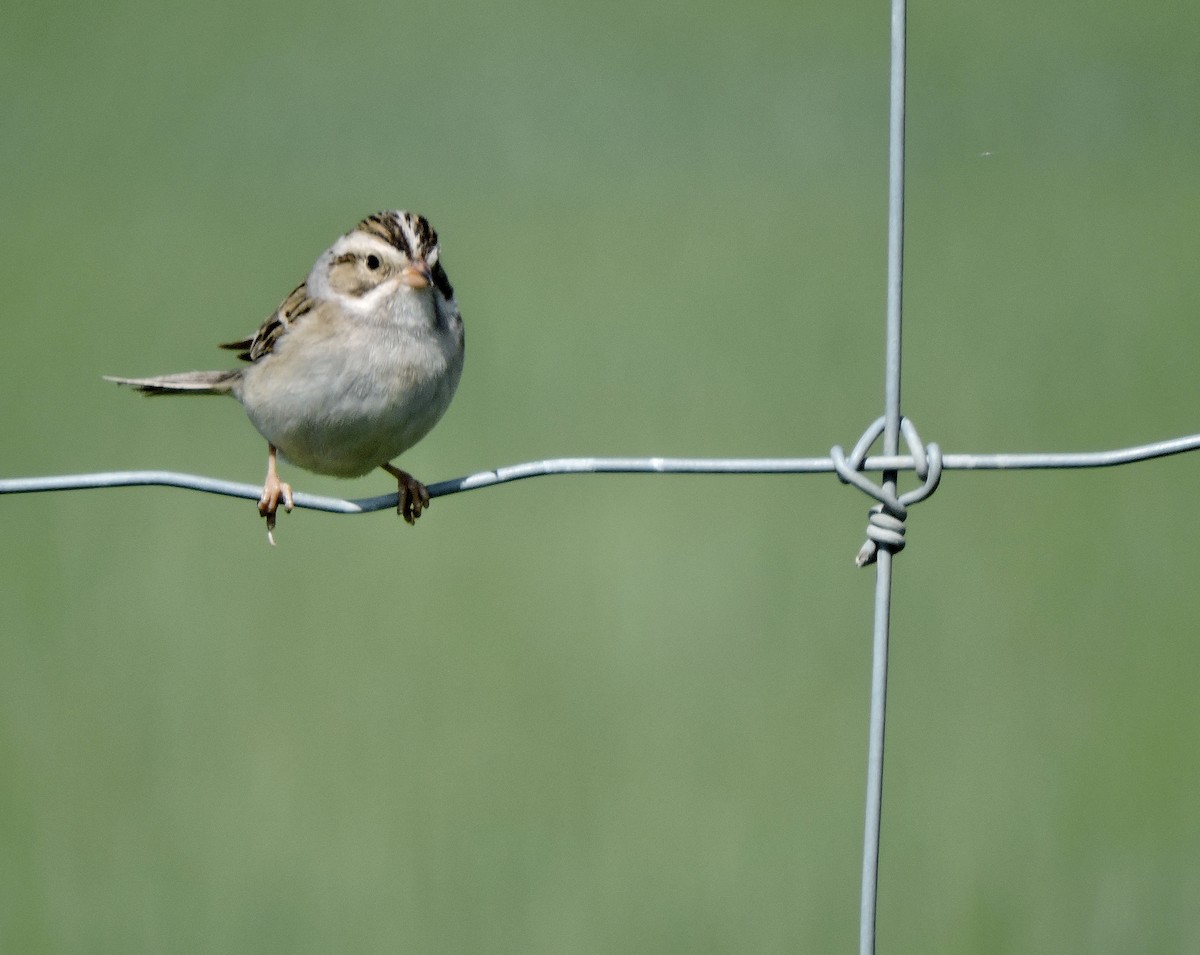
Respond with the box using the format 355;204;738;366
106;210;465;544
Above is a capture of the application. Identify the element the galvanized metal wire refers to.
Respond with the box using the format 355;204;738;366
858;0;910;948
3;432;1197;512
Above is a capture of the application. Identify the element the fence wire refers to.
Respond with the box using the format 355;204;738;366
4;432;1197;512
857;0;910;946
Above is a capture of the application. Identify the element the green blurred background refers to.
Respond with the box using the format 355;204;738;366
2;0;1199;951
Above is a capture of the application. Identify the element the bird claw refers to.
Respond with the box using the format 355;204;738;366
397;474;430;525
258;474;294;546
384;466;430;524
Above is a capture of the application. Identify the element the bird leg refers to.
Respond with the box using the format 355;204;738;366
381;463;430;525
259;444;294;545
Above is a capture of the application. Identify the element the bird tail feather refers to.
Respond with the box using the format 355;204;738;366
103;370;238;396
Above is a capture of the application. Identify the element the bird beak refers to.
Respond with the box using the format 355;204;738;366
400;261;432;289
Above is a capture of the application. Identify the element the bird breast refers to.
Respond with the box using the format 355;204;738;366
234;307;464;478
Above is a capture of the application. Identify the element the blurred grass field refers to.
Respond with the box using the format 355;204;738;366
2;1;1199;952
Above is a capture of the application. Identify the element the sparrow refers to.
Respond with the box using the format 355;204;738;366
106;210;465;543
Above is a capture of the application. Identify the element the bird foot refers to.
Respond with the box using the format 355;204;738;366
258;473;294;546
382;464;430;525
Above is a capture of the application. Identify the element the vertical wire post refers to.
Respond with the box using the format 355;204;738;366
859;0;907;953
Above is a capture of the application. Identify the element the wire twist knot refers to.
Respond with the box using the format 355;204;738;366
832;416;942;567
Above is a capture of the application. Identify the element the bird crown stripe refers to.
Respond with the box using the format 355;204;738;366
354;211;439;262
357;214;407;256
397;215;418;259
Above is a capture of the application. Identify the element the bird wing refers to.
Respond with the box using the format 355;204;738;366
218;283;316;362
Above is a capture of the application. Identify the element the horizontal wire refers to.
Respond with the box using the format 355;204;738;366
2;432;1198;515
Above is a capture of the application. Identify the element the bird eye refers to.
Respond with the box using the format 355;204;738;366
365;254;381;270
